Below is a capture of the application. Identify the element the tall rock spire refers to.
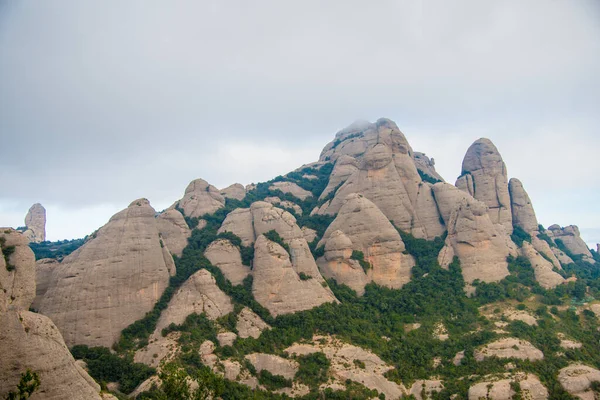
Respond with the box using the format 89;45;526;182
456;138;513;235
23;203;46;243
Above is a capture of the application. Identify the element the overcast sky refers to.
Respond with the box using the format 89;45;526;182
0;1;599;247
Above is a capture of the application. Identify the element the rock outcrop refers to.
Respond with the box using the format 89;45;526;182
219;202;328;282
474;338;544;362
508;178;538;233
0;229;102;400
520;242;564;289
204;239;251;285
23;203;46;243
252;235;337;316
220;183;246;201
547;225;594;261
269;181;312;200
236;307;270;339
153;269;233;336
468;373;547;400
263;196;303;215
38;199;175;348
316;119;445;239
175;178;225;218
156;208;191;257
31;258;59;311
558;364;600;399
413;152;444;182
436;194;511;289
317;194;415;294
456;138;513;235
245;353;299;380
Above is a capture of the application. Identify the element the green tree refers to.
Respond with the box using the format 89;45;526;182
5;370;40;400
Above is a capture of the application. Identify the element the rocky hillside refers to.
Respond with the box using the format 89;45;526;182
22;118;600;399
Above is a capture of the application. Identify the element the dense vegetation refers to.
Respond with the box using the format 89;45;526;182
28;237;86;260
0;236;16;271
71;345;155;394
68;163;600;399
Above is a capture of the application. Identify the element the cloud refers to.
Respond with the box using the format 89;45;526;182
0;0;598;243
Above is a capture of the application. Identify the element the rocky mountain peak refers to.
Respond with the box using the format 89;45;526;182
456;137;513;235
23;203;46;243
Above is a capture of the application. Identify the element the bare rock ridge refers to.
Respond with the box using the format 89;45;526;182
175;178;225;218
508;178;564;288
221;183;246;201
436;192;511;291
38;199;175;348
317;194;415;295
547;225;594;262
0;229;102;400
456;138;513;235
23;203;46;243
156;208;191;257
316;118;445;240
252;235;337;316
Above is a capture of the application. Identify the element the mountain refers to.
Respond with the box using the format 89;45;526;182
8;118;600;399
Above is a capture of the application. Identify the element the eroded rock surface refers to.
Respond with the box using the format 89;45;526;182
153;269;233;336
252;235;337;316
317;194;415;294
269;181;312;200
468;373;547;400
245;353;299;380
520;242;564;289
221;183;246;201
0;229;102;400
437;196;510;289
205;239;251;285
456;138;513;235
548;225;593;261
156;208;191;257
31;258;59;311
23;203;46;243
176;178;225;218
38;199;174;348
474;338;544;362
236;307;270;339
316;119;445;239
558;364;600;399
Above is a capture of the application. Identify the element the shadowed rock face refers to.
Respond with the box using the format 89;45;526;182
252;235;337;316
456;138;513;235
0;229;102;400
316;119;445;240
23;203;46;243
38;199;175;348
317;194;415;295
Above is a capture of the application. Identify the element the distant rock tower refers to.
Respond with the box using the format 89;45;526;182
23;203;46;243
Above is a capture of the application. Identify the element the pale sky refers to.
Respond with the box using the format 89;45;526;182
0;1;599;248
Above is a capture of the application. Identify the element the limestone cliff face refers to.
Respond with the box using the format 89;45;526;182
316;119;445;240
23;203;46;243
252;235;337;316
38;199;174;348
456;138;513;235
0;229;102;400
317;194;415;295
176;178;225;218
437;195;511;291
156;208;191;257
